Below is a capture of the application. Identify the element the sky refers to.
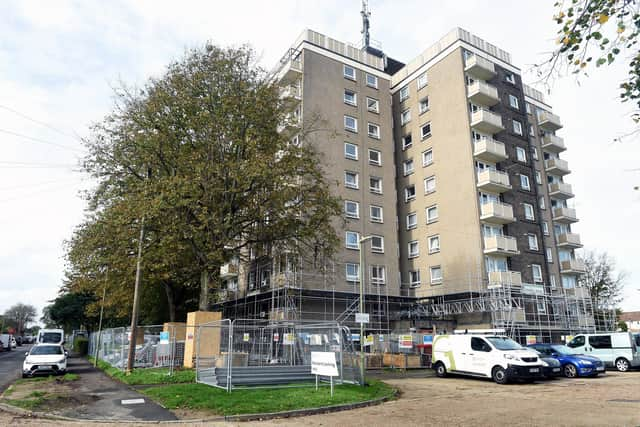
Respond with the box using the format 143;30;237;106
0;0;638;322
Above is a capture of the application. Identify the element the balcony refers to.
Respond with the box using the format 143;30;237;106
560;259;587;274
548;182;574;200
275;55;303;84
541;134;566;153
220;263;239;279
556;232;583;248
470;109;504;134
480;202;516;224
552;207;578;223
537;111;563;131
215;288;238;301
467;81;500;107
464;55;497;80
545;158;570;176
473;138;507;162
566;286;590;299
483;235;519;256
488;271;522;287
280;85;301;106
476;169;512;193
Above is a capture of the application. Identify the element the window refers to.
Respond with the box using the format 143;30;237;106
505;72;516;84
408;241;419;258
516;146;527;162
589;335;612;349
537;301;547;314
419;97;429;114
405;185;416;202
426;205;438;223
345;231;359;249
368;149;381;166
422;149;433;166
520;174;530;190
344;115;357;132
539;196;546;210
403;159;414;176
471;337;492;352
346;263;360;282
428;235;440;254
370;205;383;223
542;221;549;235
345;171;359;189
532;264;543;282
568;336;585;348
369;176;382;194
546;248;553;263
535;171;542;185
370;265;386;285
523;203;535;220
528;234;539;251
424;176;436;194
400;109;411;125
406;212;417;230
343;65;356;80
367;123;380;139
367;97;379;113
344;89;357;106
371;235;384;253
344;200;359;218
430;266;443;284
550;275;557;289
508;94;519;110
532;147;539;160
366;73;378;89
399;85;409;101
526;103;532;114
409;270;421;287
512;120;523;136
344;142;358;160
402;134;413;150
420;123;432;139
529;125;535;137
417;72;428;89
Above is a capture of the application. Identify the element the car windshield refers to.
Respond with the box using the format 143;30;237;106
486;336;522;350
30;346;63;355
39;332;62;343
550;345;576;355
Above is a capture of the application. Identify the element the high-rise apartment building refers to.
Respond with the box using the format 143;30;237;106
215;25;595;342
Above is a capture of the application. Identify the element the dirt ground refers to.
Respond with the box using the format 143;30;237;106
1;370;639;426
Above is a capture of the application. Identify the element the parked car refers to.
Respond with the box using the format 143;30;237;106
528;343;605;378
530;349;562;378
37;329;65;345
22;344;68;378
566;332;640;372
15;336;23;346
1;334;15;351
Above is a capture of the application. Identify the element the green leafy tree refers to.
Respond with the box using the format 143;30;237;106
579;250;626;330
41;292;96;332
3;303;37;335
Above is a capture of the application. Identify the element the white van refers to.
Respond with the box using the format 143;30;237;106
37;329;65;346
432;334;544;384
567;332;640;371
0;334;15;351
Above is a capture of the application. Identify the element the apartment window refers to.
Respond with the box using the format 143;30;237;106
523;203;535;221
406;212;417;230
345;171;359;189
343;65;356;80
367;122;380;139
344;200;359;218
505;72;516;84
399;85;409;101
367;97;379;113
344;142;358;160
408;241;419;258
526;103;533;114
512;120;523;136
345;231;359;249
343;89;357;106
428;235;440;254
370;265;386;285
346;263;360;282
535;171;542;185
508;94;519;110
409;270;421;287
550;275;557;289
366;73;378;89
532;264;543;282
400;109;411;126
426;205;438;223
537;301;547;314
421;122;432;140
529;125;535;137
532;147;539;160
403;159;414;176
539;196;546;210
546;248;553;263
516;146;527;162
369;176;382;194
370;205;383;223
402;134;413;150
430;266;443;284
419;97;429;114
368;149;382;166
371;235;384;253
344;115;357;132
422;149;433;166
542;221;549;235
424;176;436;194
528;234;539;251
405;184;416;202
520;174;531;190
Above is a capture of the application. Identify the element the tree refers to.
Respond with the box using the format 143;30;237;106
41;292;97;332
579;250;626;330
3;303;37;335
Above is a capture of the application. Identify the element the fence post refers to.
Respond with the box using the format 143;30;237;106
227;319;233;393
195;323;201;383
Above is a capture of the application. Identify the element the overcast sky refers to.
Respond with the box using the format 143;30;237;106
1;0;638;322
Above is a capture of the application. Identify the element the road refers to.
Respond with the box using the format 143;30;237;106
0;344;31;392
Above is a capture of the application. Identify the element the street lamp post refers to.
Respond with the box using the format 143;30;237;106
358;235;373;386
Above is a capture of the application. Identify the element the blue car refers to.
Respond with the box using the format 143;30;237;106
527;344;605;378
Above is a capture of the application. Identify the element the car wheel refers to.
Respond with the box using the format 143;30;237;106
615;357;630;372
434;362;447;378
492;366;508;384
564;364;578;378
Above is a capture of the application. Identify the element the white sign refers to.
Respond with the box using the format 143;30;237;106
311;351;339;377
355;312;370;324
283;333;296;345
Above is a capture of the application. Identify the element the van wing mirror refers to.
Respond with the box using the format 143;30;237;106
24;352;29;356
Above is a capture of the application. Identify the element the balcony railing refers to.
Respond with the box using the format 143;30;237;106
467;81;500;107
557;232;583;248
522;283;545;296
560;259;587;274
545;158;570;175
477;169;511;193
541;134;566;153
220;263;239;279
480;201;515;224
473;138;507;162
464;55;497;80
552;207;578;223
483;235;519;256
470;109;504;134
488;270;522;287
548;182;574;200
273;49;303;84
537;111;563;131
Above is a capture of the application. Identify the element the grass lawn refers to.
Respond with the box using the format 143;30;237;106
142;380;395;416
87;357;195;385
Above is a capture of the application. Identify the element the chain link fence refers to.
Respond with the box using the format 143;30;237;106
360;332;433;369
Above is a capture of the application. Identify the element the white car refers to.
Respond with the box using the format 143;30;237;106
23;344;68;377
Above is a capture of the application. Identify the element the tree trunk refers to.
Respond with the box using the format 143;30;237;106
163;282;176;322
199;270;210;311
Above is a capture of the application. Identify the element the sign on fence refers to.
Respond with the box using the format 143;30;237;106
243;333;250;342
273;333;280;342
526;335;537;345
355;313;369;324
283;333;295;345
159;332;169;344
311;351;339;377
363;335;374;347
422;335;433;345
399;335;413;349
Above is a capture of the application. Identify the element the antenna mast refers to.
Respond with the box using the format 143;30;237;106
361;0;371;49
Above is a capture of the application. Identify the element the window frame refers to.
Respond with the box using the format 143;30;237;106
426;205;438;223
402;134;413;150
366;97;379;113
406;212;417;230
523;203;535;221
345;263;360;282
409;270;421;287
505;72;516;84
343;89;357;106
370;265;386;285
430;266;443;284
546;248;553;263
417;73;428;89
512;119;523;136
516;146;527;163
520;174;531;191
528;233;539;251
420;122;432;140
344;115;358;133
369;176;383;194
508;94;519;110
344;200;359;219
400;109;411;126
367;122;381;139
370;235;384;253
532;263;543;282
419;96;429;114
366;73;378;89
428;235;440;254
368;148;382;166
424;175;436;194
343;65;356;81
408;240;420;258
399;85;409;101
345;171;359;189
405;184;416;202
370;205;383;223
422;148;433;167
345;231;360;250
344;142;358;160
403;158;414;176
